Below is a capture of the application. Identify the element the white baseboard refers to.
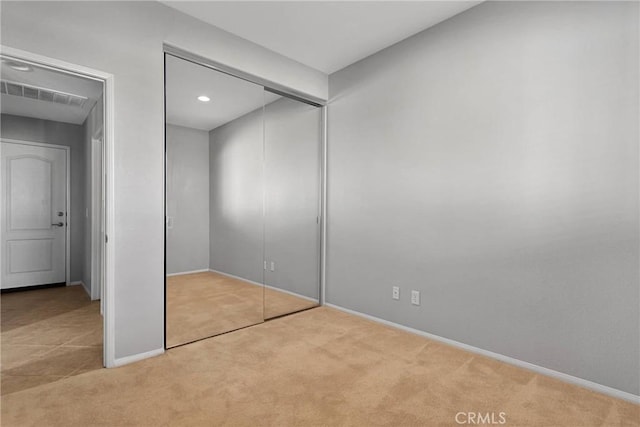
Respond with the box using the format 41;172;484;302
325;303;640;404
208;268;263;286
112;348;164;368
208;269;318;303
166;268;209;277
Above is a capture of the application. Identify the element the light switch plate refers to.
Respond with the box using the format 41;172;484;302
411;290;420;306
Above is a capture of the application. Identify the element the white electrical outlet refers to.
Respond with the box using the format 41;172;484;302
264;261;267;270
411;290;420;306
270;261;275;272
392;286;400;300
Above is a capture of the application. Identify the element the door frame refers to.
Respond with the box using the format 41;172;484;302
91;128;103;303
0;139;71;286
0;45;116;368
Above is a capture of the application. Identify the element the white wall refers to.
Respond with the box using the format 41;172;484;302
0;0;327;361
166;124;209;275
327;1;639;395
0;114;86;285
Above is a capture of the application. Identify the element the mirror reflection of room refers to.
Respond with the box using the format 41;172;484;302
263;95;321;319
165;55;321;348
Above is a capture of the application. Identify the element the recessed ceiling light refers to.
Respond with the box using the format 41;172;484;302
197;95;210;102
2;60;33;72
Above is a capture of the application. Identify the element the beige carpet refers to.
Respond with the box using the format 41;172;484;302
264;285;318;321
166;271;317;347
2;304;638;426
1;286;103;396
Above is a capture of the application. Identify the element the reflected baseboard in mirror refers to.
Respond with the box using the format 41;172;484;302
165;271;319;348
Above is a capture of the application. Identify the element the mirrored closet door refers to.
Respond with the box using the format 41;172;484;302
165;54;265;348
263;93;321;319
165;53;322;348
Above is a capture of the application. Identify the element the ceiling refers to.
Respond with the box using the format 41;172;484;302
1;3;482;129
162;1;482;74
166;55;281;131
0;57;103;125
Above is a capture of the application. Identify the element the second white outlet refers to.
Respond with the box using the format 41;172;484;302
392;286;400;300
270;261;275;272
411;290;420;306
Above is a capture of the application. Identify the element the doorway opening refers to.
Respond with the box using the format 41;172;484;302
0;47;114;392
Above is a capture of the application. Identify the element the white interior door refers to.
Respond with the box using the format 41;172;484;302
1;141;68;289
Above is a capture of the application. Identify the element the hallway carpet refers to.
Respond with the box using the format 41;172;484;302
1;286;103;396
2;306;638;426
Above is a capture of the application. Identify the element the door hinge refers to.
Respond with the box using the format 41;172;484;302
105;234;108;244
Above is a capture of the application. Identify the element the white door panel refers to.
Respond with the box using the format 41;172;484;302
10;156;52;230
8;239;54;272
1;141;67;289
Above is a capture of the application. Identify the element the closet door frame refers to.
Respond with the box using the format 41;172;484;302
162;45;327;350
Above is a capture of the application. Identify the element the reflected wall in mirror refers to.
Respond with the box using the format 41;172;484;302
264;94;322;318
165;54;266;347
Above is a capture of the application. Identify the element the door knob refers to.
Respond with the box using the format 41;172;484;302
51;222;64;227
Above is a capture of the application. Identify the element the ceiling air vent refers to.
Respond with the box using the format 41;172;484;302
23;86;39;100
0;79;88;108
6;82;22;96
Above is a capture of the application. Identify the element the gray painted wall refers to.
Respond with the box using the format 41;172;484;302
209;108;264;284
1;0;326;360
264;97;321;299
327;1;639;395
166;124;210;275
0;113;86;284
